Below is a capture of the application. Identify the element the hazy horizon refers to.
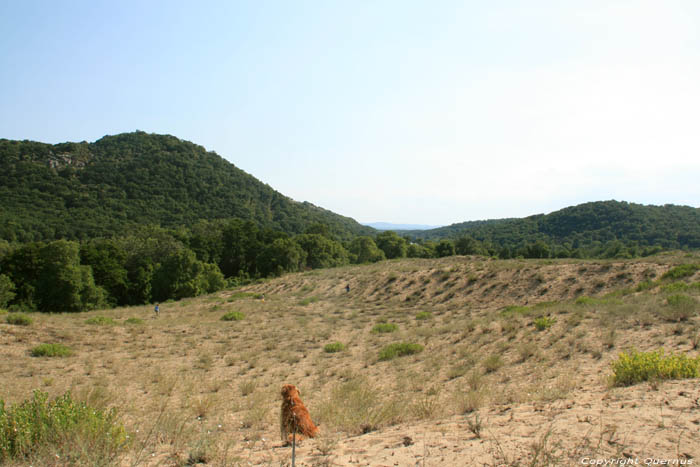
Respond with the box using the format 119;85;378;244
2;1;699;225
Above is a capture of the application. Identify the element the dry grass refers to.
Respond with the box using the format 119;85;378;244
1;253;699;465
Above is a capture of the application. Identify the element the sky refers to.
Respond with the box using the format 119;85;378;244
1;1;699;226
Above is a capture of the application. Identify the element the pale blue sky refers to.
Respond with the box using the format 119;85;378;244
2;1;699;225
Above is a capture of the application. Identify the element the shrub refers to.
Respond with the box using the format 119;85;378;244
611;349;700;386
124;317;144;325
85;316;115;325
6;313;32;326
221;311;245;321
534;316;556;331
371;323;398;334
482;354;503;373
323;342;346;353
30;343;73;358
661;264;700;281
379;342;424;361
0;390;128;463
415;311;432;320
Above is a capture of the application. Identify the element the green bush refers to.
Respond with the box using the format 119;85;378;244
0;390;128;463
379;342;424;361
124;317;144;325
323;342;346;353
6;313;33;326
611;349;700;386
415;311;432;320
534;316;556;331
371;323;398;333
30;344;73;358
661;264;700;281
221;311;245;321
85;316;115;325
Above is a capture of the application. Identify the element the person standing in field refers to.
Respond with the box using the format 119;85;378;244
154;303;160;316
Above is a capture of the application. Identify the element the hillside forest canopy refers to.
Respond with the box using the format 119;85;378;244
0;132;698;313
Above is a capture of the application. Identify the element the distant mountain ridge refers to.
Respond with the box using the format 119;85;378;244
0;132;374;241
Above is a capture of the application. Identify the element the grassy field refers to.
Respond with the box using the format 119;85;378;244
1;252;699;466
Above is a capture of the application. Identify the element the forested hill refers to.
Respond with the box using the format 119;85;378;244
406;201;700;254
0;132;373;241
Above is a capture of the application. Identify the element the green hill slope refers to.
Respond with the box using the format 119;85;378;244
407;201;700;255
0;132;373;241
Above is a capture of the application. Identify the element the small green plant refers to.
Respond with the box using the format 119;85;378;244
415;311;432;320
534;316;556;331
85;316;116;325
221;311;245;321
0;390;128;463
371;323;398;333
323;342;346;353
379;342;424;361
31;343;73;357
124;317;144;325
611;349;700;386
6;313;32;326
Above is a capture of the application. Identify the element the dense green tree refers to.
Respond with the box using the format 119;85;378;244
435;239;456;257
375;231;407;259
36;240;105;313
1;242;43;309
258;238;307;276
454;236;483;255
219;220;261;278
348;236;385;264
406;243;430;258
151;249;206;302
294;234;349;269
0;274;15;308
80;239;129;306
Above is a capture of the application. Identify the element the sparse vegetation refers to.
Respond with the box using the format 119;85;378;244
221;311;245;321
30;343;73;357
371;322;398;333
6;312;32;326
379;342;424;360
85;315;116;325
0;390;128;464
611;349;700;386
534;316;556;331
415;311;432;320
323;342;346;353
1;253;699;464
